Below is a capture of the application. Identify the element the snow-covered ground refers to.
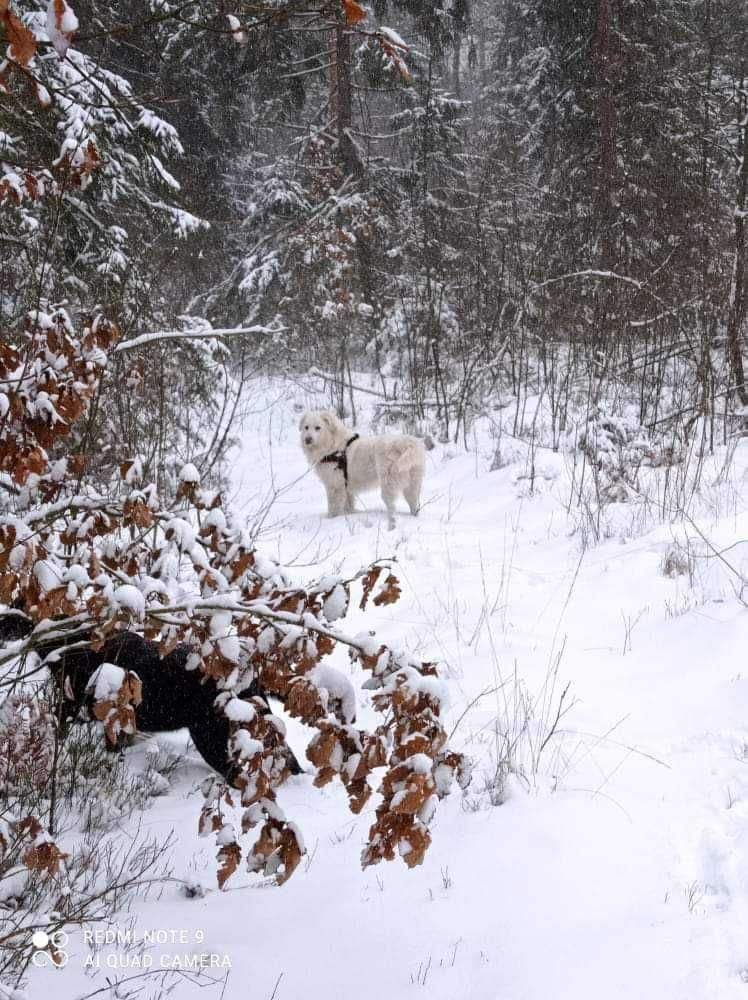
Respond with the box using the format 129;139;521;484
28;377;748;1000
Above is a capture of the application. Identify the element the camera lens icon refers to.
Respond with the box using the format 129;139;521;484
31;929;69;968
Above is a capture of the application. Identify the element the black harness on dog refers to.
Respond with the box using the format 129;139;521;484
320;434;359;486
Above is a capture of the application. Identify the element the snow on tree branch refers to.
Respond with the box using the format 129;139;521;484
115;324;286;353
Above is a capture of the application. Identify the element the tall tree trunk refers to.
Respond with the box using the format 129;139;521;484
452;32;461;97
330;10;361;177
726;65;748;406
591;0;617;271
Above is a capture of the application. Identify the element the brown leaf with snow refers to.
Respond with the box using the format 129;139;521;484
362;812;431;869
286;677;326;723
47;0;78;58
275;826;303;884
347;778;372;814
92;670;142;747
23;839;69;875
373;572;401;607
342;0;366;25
2;4;37;66
217;841;242;889
359;565;382;609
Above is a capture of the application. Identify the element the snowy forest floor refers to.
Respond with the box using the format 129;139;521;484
30;376;748;1000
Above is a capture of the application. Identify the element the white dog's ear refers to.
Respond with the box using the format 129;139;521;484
320;412;343;438
298;412;309;431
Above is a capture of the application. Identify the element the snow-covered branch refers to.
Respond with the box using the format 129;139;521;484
115;325;285;353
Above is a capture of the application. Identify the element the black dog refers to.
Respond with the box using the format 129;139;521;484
0;615;301;781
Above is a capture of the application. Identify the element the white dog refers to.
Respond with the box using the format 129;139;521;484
299;410;427;528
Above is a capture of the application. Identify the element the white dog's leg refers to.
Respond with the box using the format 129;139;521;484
325;482;347;517
403;467;423;516
381;485;398;529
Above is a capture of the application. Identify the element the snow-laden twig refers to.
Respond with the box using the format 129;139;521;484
115;325;284;353
529;269;645;293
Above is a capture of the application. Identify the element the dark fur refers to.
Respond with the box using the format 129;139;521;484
0;615;301;781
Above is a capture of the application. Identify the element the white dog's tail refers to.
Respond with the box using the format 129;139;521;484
387;440;424;478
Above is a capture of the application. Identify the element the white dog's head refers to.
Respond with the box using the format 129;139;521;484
299;410;345;460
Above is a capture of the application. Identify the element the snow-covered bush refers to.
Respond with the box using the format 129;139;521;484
0;692;55;801
575;407;658;503
660;540;695;580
